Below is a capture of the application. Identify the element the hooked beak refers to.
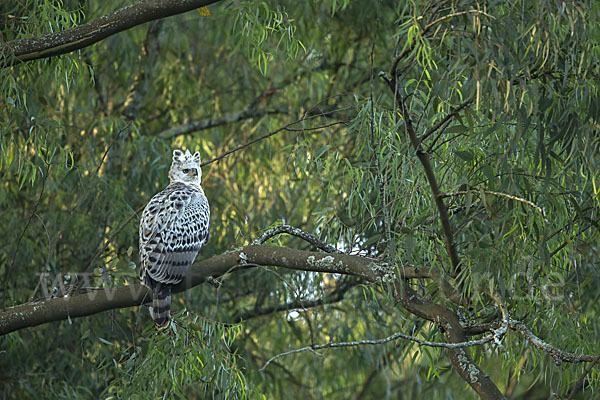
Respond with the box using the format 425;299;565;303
187;169;198;177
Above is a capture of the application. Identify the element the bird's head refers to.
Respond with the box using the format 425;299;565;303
169;149;202;187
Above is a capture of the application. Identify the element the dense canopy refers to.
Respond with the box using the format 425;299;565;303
1;1;599;399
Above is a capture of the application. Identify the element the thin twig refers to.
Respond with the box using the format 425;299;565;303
200;119;348;168
93;121;132;177
509;320;596;364
259;327;504;371
420;98;473;144
423;10;495;33
282;120;349;132
123;20;164;120
566;354;600;399
68;204;145;295
259;306;595;373
84;53;108;117
380;72;462;277
199;124;286;167
532;223;592;283
28;213;52;302
440;190;545;216
4;162;51;308
85;205;145;273
390;9;495;76
252;224;341;254
159;108;287;139
488;291;596;365
234;278;358;323
352;320;426;400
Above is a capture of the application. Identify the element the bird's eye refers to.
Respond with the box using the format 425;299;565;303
182;168;190;174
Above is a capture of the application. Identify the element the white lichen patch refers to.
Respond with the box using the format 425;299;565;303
368;262;389;275
239;252;248;263
457;350;479;383
339;262;351;273
307;255;333;267
306;255;347;272
467;364;480;383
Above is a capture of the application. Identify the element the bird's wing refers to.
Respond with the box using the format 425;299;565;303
139;184;208;285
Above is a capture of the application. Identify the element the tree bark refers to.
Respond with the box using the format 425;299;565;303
392;281;506;400
3;244;592;399
0;0;223;67
0;245;429;336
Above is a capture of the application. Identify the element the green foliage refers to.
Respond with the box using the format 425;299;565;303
1;0;600;399
233;2;306;74
106;313;254;399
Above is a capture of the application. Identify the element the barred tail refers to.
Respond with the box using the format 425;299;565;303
149;283;172;329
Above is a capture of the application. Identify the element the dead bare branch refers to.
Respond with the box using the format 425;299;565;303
259;326;504;372
158;108;287;139
252;224;341;254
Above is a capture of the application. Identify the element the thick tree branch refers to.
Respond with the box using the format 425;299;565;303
391;281;505;400
0;0;222;67
1;244;595;400
0;245;422;336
